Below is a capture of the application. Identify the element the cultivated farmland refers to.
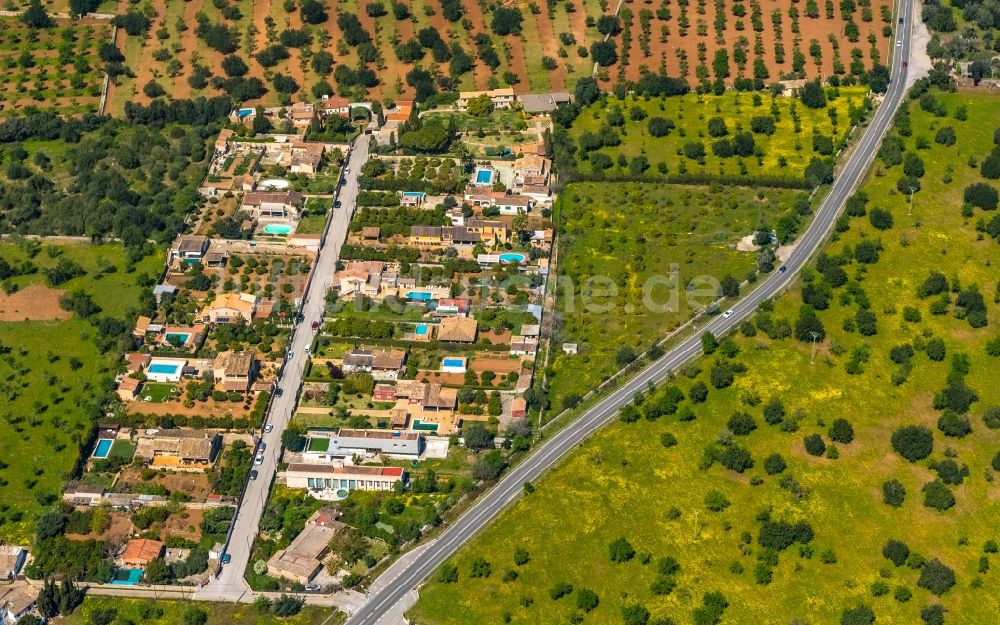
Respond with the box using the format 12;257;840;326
567;87;869;181
606;0;896;86
0;242;162;544
410;90;1000;625
0;17;111;116
547;181;807;411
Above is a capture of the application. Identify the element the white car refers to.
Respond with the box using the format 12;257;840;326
896;40;902;47
723;310;735;319
254;454;264;465
263;424;273;433
304;346;311;354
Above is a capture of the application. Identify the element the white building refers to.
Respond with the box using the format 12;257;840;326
285;464;406;500
305;428;423;460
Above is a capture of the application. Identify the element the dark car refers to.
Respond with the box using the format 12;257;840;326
779;265;787;274
898;16;903;23
334;200;342;208
249;469;259;480
275;387;283;397
339;178;347;187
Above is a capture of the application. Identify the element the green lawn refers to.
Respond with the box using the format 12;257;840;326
568;88;868;180
295;214;329;235
108;439;135;460
547;182;806;409
142;382;177;403
62;597;342;625
0;243;162;543
409;90;1000;624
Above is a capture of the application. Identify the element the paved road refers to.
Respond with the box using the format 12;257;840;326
196;135;370;602
346;3;914;623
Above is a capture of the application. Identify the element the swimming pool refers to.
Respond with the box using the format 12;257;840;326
402;191;425;199
407;291;434;301
263;223;294;235
412;419;439;432
442;358;465;367
475;168;495;185
237;107;254;118
414;323;429;336
164;332;190;344
260;178;290;190
148;362;181;375
499;252;526;264
92;438;113;459
111;568;143;585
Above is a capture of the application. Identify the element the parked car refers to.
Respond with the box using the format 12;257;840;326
254;454;264;465
334;200;341;209
221;553;231;564
311;321;320;332
304;346;311;354
274;387;283;397
258;442;266;452
249;470;258;481
264;424;273;433
304;584;322;592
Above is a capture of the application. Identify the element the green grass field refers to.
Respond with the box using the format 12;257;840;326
142;382;177;403
62;597;343;625
547;182;806;410
568;88;869;180
409;91;1000;625
0;242;161;543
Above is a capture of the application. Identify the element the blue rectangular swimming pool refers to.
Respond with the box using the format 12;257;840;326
407;291;433;301
442;358;465;367
475;169;494;184
414;324;429;335
92;438;113;459
148;362;181;375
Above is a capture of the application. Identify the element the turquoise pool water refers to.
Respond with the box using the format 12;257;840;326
165;332;190;343
407;291;433;301
93;438;113;459
111;568;143;585
148;362;181;375
402;192;425;198
475;169;494;184
414;323;429;336
263;224;294;235
442;358;465;367
499;252;526;264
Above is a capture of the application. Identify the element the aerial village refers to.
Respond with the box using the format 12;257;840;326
34;89;561;597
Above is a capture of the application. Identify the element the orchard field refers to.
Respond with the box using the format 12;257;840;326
410;89;1000;624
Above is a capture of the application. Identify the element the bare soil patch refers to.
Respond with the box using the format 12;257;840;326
118;466;215;498
0;284;70;322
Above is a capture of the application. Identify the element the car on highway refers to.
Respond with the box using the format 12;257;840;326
779;265;787;273
264;424;273;433
723;310;735;319
221;553;231;564
902;61;908;68
254;454;264;465
249;469;258;481
898;16;903;22
897;40;902;46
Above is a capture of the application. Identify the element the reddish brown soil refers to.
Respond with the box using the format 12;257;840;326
173;0;204;100
65;513;134;545
533;9;566;90
118;466;215;498
611;0;893;86
130;0;167;104
0;284;70;322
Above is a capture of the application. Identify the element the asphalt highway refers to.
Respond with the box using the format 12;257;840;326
345;2;914;622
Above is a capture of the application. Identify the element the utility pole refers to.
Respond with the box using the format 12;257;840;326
810;332;820;364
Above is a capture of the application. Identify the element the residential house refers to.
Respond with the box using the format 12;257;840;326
373;384;396;401
132;315;151;339
0;584;38;625
0;547;27;580
467;219;508;244
457;88;516;110
266;507;344;584
331;260;393;298
420;383;458;412
409;225;444;246
361;226;380;241
520;184;552;203
289;143;325;175
342;348;406;381
135;429;221;468
285;464;406;500
152;284;178;303
240;191;305;219
125;352;151;373
511;396;527;419
437;316;478;343
240;173;258;192
213;351;258;393
495;195;533;215
305;428;423;460
169;235;210;264
122;539;165;568
288;102;315;129
562;343;578;354
435;298;471;317
117;376;143;402
509;335;538;357
512;154;549;185
384;99;414;123
322;95;351;117
518;91;573;114
62;484;105;507
213;128;234;158
520;324;540;337
200;292;258;324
